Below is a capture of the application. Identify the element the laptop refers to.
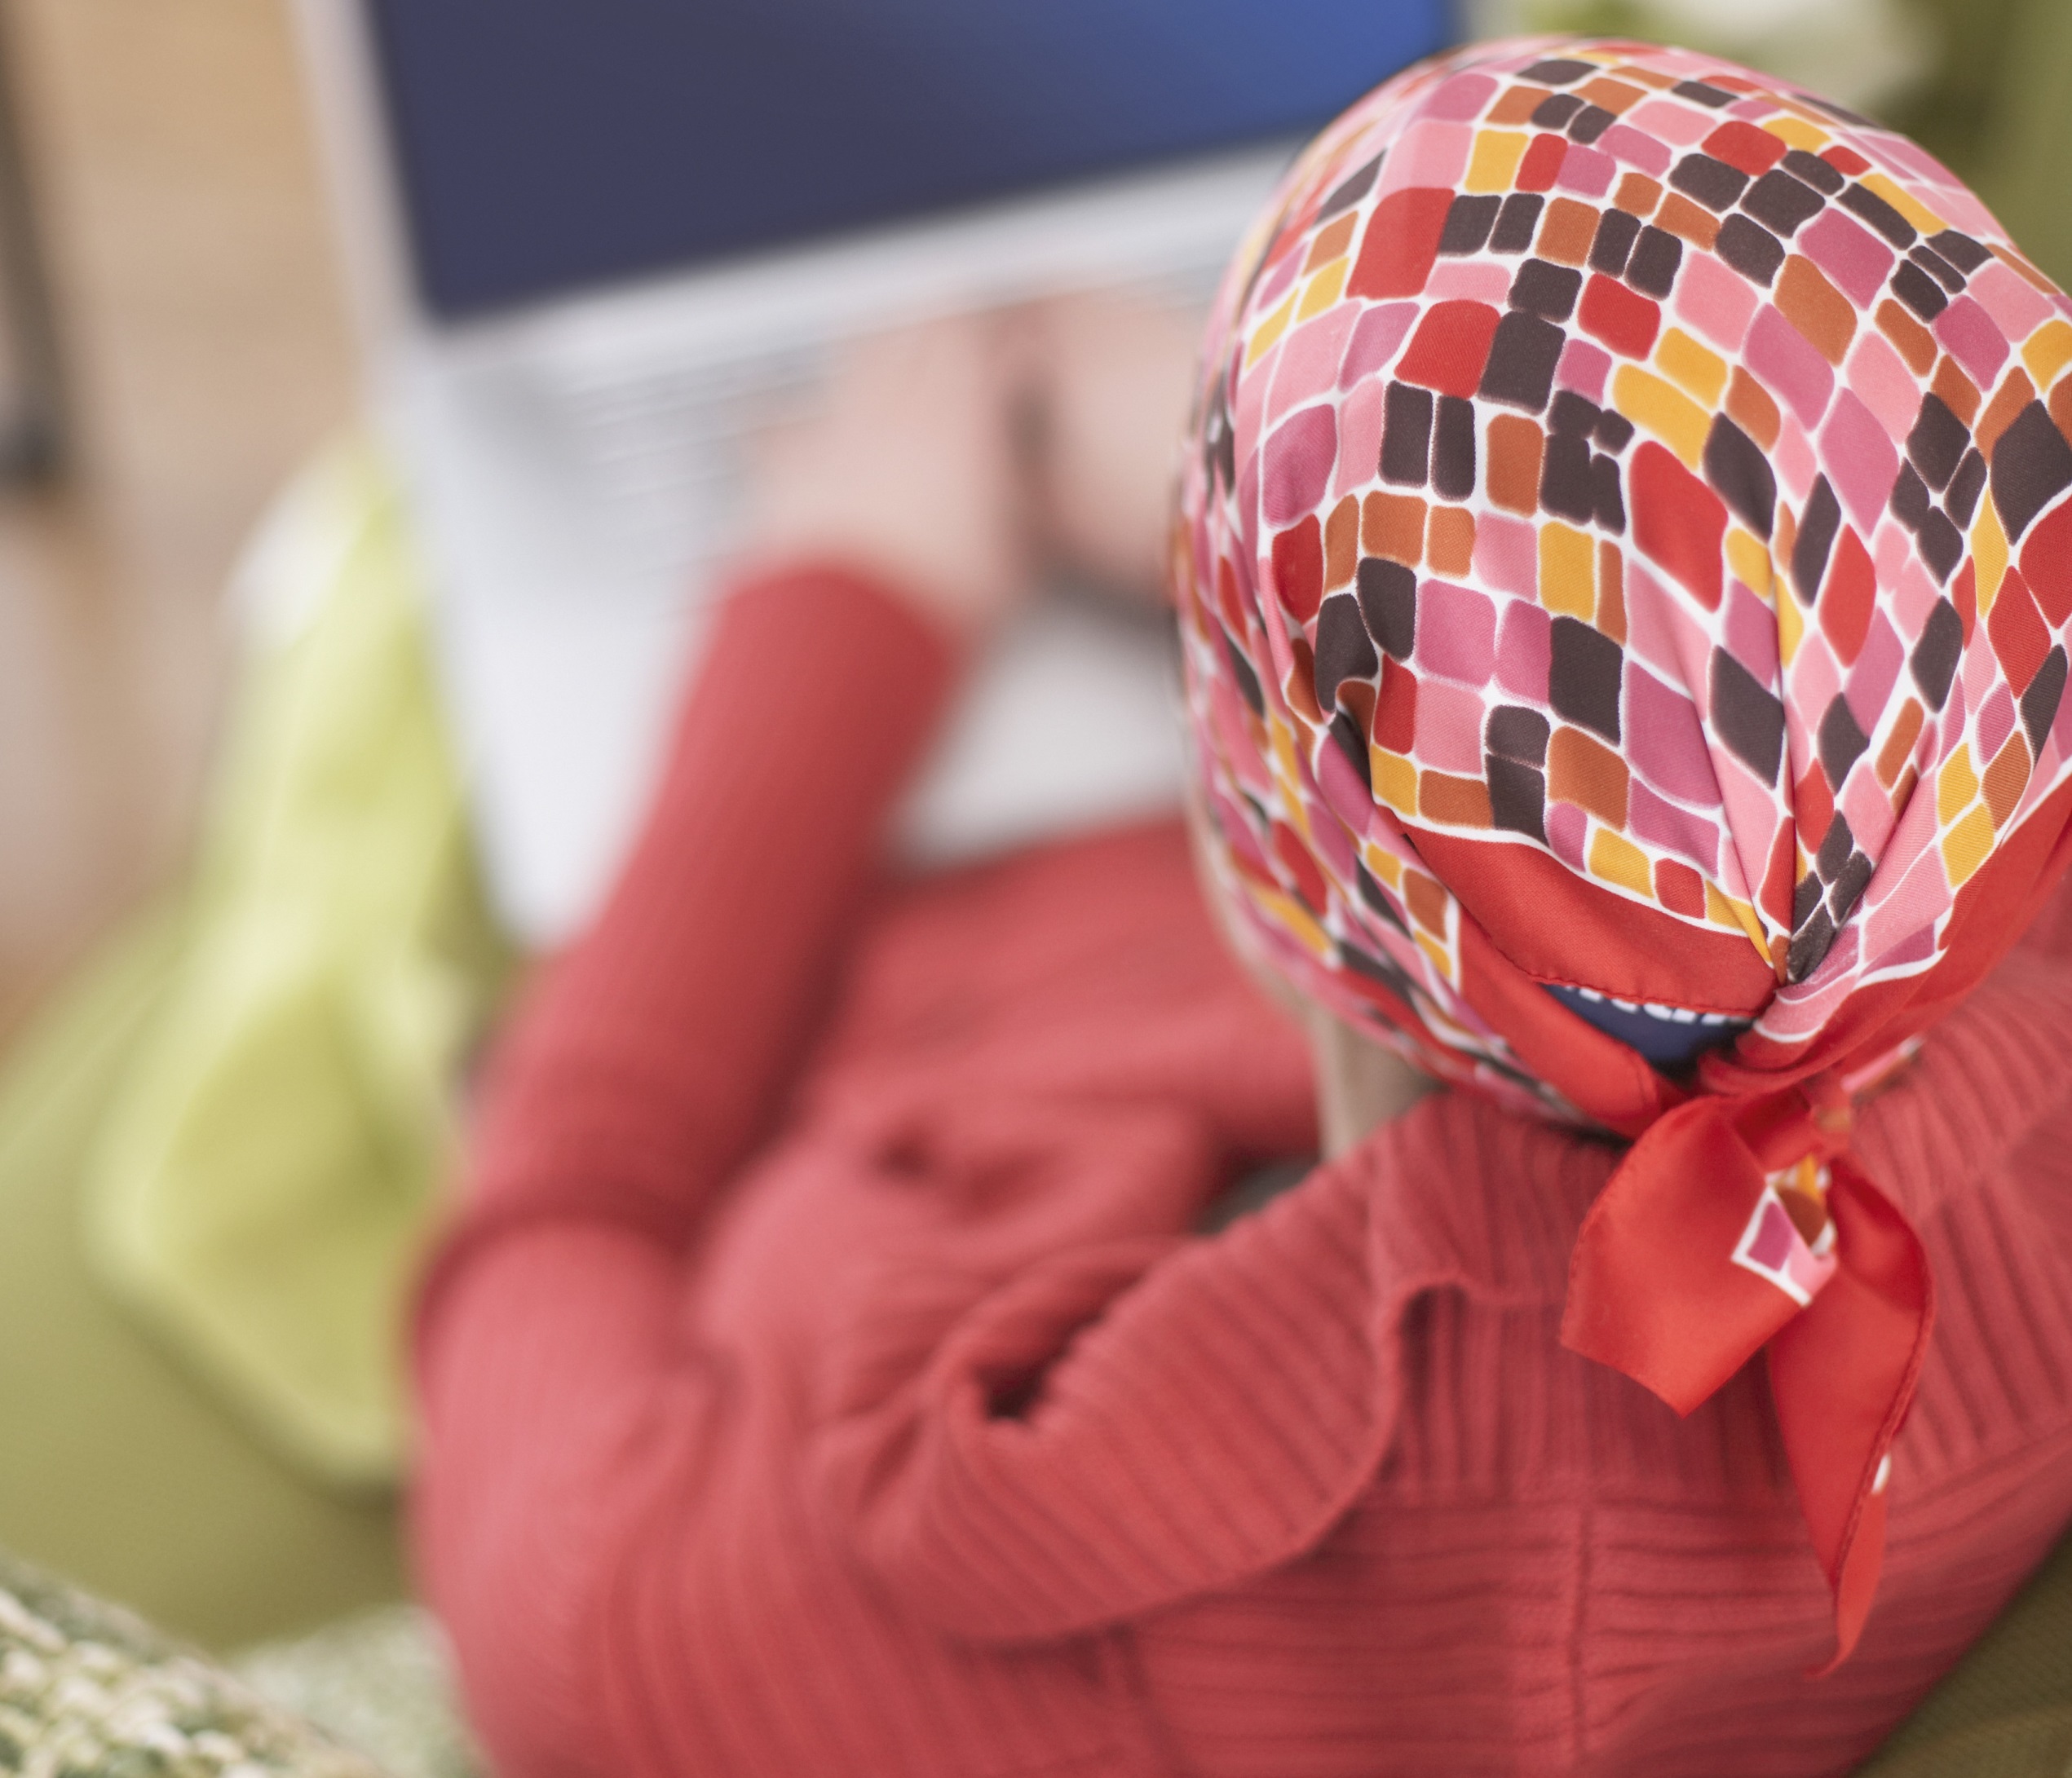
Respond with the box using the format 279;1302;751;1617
289;0;1451;944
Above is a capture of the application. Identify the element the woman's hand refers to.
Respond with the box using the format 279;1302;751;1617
736;313;1036;644
1027;290;1204;604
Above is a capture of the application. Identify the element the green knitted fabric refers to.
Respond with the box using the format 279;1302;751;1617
234;1608;479;1778
0;1548;383;1777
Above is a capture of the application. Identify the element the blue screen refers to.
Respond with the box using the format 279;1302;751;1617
365;0;1453;319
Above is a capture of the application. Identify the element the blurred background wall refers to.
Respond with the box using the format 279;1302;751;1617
0;0;355;1045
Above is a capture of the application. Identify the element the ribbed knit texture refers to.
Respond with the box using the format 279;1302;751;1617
413;567;2072;1778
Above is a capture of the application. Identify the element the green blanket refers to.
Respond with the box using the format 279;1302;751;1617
82;439;509;1490
1857;1528;2072;1776
0;908;406;1647
0;1547;386;1777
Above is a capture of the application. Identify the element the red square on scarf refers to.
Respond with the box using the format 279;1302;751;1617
1517;133;1568;192
1579;273;1660;359
1703;121;1787;178
1398;300;1503;399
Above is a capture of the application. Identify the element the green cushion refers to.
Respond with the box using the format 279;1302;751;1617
1857;1528;2072;1777
83;439;509;1490
0;909;405;1651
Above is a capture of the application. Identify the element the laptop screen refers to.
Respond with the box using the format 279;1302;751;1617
365;0;1453;320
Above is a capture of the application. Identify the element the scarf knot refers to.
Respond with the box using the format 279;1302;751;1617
1562;1075;1932;1668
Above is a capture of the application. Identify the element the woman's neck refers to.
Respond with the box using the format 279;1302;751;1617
1307;1006;1434;1158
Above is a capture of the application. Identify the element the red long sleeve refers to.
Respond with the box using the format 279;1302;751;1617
413;563;961;1771
445;562;961;1247
414;564;2072;1778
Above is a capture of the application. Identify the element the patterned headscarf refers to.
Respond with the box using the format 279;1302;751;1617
1177;38;2072;1665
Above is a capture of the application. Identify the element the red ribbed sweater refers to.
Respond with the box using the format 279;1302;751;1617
414;566;2072;1778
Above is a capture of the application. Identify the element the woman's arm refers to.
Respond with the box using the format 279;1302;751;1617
412;564;960;1776
435;311;1034;1254
413;314;1044;1776
434;565;957;1256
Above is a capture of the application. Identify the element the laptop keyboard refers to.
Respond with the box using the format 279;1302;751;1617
550;340;828;591
537;263;1222;598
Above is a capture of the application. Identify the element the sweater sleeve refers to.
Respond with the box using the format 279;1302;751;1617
410;563;957;1778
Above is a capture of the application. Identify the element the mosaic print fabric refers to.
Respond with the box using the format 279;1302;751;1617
1176;37;2072;1665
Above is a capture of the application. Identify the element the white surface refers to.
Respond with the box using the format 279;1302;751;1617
897;593;1186;871
423;535;1189;942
